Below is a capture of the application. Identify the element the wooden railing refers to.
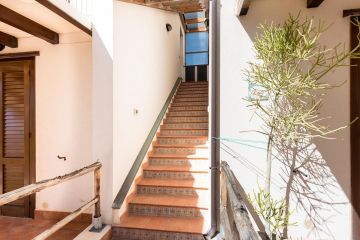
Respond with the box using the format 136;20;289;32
221;161;269;240
0;162;102;240
64;0;92;19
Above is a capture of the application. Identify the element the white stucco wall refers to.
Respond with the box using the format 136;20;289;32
2;32;93;213
92;0;114;224
220;0;360;239
112;2;183;200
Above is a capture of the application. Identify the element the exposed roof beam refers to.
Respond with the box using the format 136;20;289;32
307;0;324;8
0;31;18;48
188;27;207;33
234;0;251;16
343;9;360;18
0;4;59;44
186;18;206;24
35;0;92;36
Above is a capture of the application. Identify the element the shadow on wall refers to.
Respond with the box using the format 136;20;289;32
92;27;114;224
219;8;360;240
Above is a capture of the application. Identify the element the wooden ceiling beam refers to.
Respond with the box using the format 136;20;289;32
0;31;18;48
234;0;250;16
185;18;206;24
0;4;59;44
307;0;324;8
343;9;360;18
188;27;207;33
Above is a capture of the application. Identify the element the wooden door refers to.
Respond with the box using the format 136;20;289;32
351;17;360;216
0;59;35;218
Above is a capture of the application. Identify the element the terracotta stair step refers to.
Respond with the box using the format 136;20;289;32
128;194;209;209
148;153;208;160
156;136;208;146
148;159;209;169
137;178;208;189
169;108;208;112
144;165;208;172
176;93;208;97
152;144;208;149
171;102;209;107
176;91;209;95
159;129;208;137
164;117;209;123
174;99;208;103
181;82;208;85
151;147;208;156
179;85;209;90
170;106;208;111
161;123;209;129
167;111;208;117
156;135;208;139
113;215;207;236
175;93;209;99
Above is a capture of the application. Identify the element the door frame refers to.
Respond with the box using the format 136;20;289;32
0;56;36;218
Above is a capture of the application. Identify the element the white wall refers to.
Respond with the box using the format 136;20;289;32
220;0;360;239
2;32;93;212
113;2;183;199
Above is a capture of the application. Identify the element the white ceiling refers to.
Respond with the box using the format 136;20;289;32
0;0;86;38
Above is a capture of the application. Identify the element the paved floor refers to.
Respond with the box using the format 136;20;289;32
0;216;90;240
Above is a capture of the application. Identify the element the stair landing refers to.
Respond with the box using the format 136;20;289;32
112;82;209;240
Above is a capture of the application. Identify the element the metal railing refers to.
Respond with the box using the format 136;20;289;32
64;0;92;20
220;161;269;240
0;162;102;240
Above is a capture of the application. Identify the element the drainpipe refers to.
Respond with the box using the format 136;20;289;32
205;0;220;238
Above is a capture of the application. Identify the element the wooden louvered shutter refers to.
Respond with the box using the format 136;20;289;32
0;61;31;217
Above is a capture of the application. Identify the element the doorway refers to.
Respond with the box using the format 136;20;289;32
0;58;35;218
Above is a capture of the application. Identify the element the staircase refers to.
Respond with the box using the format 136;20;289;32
112;81;209;240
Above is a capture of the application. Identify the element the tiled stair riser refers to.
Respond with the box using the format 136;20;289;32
148;158;208;167
178;87;208;91
176;92;209;96
156;138;207;145
112;228;204;240
160;129;208;136
128;204;207;218
143;171;207;180
174;98;208;102
169;106;208;111
171;102;208;107
137;185;206;197
162;123;208;129
176;93;208;98
165;116;208;122
167;111;208;117
153;147;208;155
